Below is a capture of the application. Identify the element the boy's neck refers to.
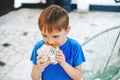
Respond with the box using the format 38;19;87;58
59;37;68;47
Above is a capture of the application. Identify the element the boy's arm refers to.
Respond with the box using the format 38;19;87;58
56;50;83;80
60;62;82;80
31;64;42;80
31;56;50;80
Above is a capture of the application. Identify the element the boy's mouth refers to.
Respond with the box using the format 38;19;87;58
45;43;58;48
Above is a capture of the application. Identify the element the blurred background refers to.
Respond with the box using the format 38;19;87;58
0;0;120;80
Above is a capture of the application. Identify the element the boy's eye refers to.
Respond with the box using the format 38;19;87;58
42;34;47;37
53;36;59;38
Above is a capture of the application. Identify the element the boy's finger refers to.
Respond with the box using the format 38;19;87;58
37;58;44;64
37;55;42;60
56;52;63;57
43;60;50;66
37;55;45;60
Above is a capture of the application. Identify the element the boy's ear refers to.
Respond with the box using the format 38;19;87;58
66;26;71;34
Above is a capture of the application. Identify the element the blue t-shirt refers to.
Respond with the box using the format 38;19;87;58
30;37;86;80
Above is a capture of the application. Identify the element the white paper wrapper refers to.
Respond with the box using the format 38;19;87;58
37;44;58;64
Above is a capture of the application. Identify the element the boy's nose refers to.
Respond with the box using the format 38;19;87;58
47;38;54;44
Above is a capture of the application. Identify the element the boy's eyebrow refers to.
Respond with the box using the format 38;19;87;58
52;34;60;36
41;33;47;36
41;33;45;35
41;33;60;36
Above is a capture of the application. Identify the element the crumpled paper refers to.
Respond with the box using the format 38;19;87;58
37;44;58;64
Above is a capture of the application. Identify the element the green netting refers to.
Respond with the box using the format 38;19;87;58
82;26;120;80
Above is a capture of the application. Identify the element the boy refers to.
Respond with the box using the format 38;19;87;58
30;5;86;80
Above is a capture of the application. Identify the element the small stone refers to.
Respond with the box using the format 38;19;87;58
2;43;10;47
0;61;5;67
23;32;28;36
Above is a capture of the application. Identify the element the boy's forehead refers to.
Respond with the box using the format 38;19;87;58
41;29;65;35
41;28;64;33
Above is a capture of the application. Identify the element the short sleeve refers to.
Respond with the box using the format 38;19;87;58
30;40;44;65
73;42;86;67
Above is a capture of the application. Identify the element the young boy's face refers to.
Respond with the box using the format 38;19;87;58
41;28;70;47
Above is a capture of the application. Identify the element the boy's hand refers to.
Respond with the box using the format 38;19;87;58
56;50;66;65
37;55;50;72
